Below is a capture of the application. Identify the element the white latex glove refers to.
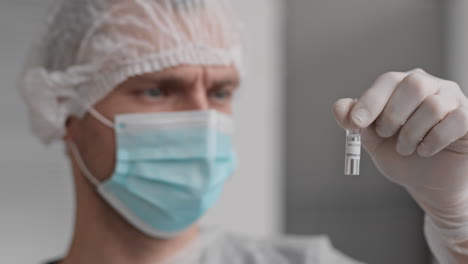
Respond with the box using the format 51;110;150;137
333;69;468;263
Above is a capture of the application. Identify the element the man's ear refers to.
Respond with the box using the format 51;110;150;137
62;116;80;142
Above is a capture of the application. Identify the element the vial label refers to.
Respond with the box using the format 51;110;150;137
344;130;361;175
345;140;361;159
345;137;361;160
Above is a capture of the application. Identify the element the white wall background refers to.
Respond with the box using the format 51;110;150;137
444;0;468;94
0;1;284;263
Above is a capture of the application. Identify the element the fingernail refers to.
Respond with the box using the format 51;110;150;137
352;108;369;127
376;124;392;138
396;142;411;156
418;142;432;157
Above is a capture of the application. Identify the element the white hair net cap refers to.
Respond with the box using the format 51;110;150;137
19;0;244;144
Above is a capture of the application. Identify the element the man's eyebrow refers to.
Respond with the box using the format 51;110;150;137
123;72;240;88
136;74;190;83
130;74;195;87
211;77;241;87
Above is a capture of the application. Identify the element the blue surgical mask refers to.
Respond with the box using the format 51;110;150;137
69;110;237;238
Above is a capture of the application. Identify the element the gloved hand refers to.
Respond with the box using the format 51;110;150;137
333;69;468;263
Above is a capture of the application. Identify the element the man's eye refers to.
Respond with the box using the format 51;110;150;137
137;88;164;99
211;90;232;100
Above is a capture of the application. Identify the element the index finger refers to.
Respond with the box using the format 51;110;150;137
350;71;409;128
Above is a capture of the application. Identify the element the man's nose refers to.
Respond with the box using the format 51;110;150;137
179;85;210;111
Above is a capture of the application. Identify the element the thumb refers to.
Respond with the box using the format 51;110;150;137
333;98;382;154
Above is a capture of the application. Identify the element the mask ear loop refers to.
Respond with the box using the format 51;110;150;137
87;107;115;128
67;102;115;186
68;141;101;186
63;95;115;186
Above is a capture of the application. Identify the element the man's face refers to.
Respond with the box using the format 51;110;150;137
67;65;240;182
